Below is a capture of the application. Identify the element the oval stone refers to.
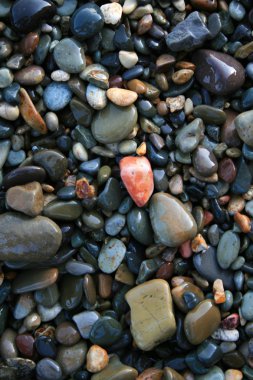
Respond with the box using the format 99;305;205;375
53;38;86;74
234;110;253;147
0;213;62;262
192;49;245;96
98;238;126;274
71;3;104;40
217;231;240;269
91;103;137;144
184;299;221;345
150;193;197;247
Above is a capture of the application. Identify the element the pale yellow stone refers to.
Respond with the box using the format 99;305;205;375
125;279;176;351
107;88;138;107
86;345;109;373
225;369;243;380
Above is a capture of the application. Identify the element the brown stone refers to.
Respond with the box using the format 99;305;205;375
6;181;44;216
15;334;35;358
175;61;196;70
156;54;176;73
109;75;123;88
172;281;204;313
14;65;45;85
156;262;174;280
19;88;47;134
193;146;218;176
98;274;112;298
137;368;163;380
221;110;241;147
127;79;147;94
172;69;194;85
234;212;251;233
19;32;39;56
190;0;217;11
218;157;237;183
107;88;138;106
137;14;153;35
55;322;81;346
213;279;226;304
164;367;184;380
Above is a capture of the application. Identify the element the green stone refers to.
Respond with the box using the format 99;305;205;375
195;366;224;380
127;207;153;246
197;340;222;367
73;124;96;149
217;231;240;269
241;291;253;320
193;105;226;125
82;210;104;230
97;165;111;186
60;275;83;310
89;316;122;346
91;103;137;144
33;149;68;181
98;178;122;211
70;98;93;126
43;200;82;221
175;118;204;153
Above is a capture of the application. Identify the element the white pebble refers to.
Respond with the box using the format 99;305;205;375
123;0;137;14
41;23;53;32
73;142;88;162
211;328;239;342
37;303;62;322
0;102;19;120
51;70;70;82
86;84;107;110
45;112;59;132
100;3;123;25
184;97;194;115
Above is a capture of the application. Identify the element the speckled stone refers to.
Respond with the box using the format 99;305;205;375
98;238;126;274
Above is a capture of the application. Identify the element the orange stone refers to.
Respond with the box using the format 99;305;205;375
120;156;154;207
234;212;251;233
191;234;208;252
75;177;95;199
136;367;163;380
213;279;226;304
19;88;47;134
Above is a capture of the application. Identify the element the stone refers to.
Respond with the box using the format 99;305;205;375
137;368;163;380
127;207;153;246
53;38;86;74
6;181;43;216
0;328;17;359
91;355;138;380
86;84;107;110
73;311;100;339
172;281;204;313
86;345;109;373
234;110;253;147
20;87;47;134
192;49;245;95
166;11;211;52
0;213;61;262
107;88;138;107
37;303;62;322
71;3;104;40
193;146;218;176
217;230;240;269
43;82;72;111
193;105;227;125
120;156;154;207
119;51;138;69
221;110;241;147
184;299;221;345
36;358;62;380
0;102;19;121
10;0;56;33
0;139;11;169
91;103;137;144
44;200;82;221
12;268;58;294
56;342;87;376
241;291;253;321
150;192;197;247
125;279;176;351
3;166;46;189
218;158;236;183
100;3;122;25
0;68;13;88
225;369;243;380
33;149;67;181
175;118;204;153
98;238;126;274
90;316;122;346
13;293;35;320
14;65;45;86
211;328;239;341
195;366;224;380
55;322;80;346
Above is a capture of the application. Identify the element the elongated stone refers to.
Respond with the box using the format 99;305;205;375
184;299;221;345
0;213;62;262
12;268;58;294
3;166;46;189
150;192;197;247
120;156;154;207
125;279;176;351
19;88;47;134
217;231;240;269
43;200;82;221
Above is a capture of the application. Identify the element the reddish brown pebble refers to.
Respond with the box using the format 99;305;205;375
218;195;230;205
221;313;240;330
179;240;192;259
55;322;80;346
136;367;164;380
218;158;237;183
175;61;196;70
127;79;147;94
75;178;95;199
156;262;174;280
156;54;176;73
109;75;123;88
16;334;35;358
234;212;251;233
19;88;47;134
221;110;241;147
137;14;153;35
203;211;214;226
19;32;39;56
190;0;217;11
98;274;112;298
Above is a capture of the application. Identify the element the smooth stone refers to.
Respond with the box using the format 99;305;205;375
90;316;122;346
231;157;252;194
44;200;82;221
53;38;86;74
193;247;234;289
193;146;218;176
0;102;19;121
3;83;20;106
0;213;61;262
193;105;226;125
36;358;62;380
175;118;204;153
197;340;222;367
57;0;77;15
55;322;80;346
79;157;101;175
150;192;197;247
91;103;137;144
127;207;153;246
0;68;13;88
70;99;93;127
0;328;17;359
192;49;245;95
86;84;107;110
105;213;126;236
118;140;137;155
14;65;44;86
35;335;56;358
34;283;59;308
101;3;122;24
217;231;240;269
12;268;58;294
0;139;11;169
172;282;204;313
98;238;126;274
195;366;224;380
91;355;138;380
56;342;87;375
65;260;95;276
125;279;176;351
97;178;122;211
71;3;104;40
60;274;83;310
107;88;137;107
119;51;138;69
33;149;67;181
7;149;26;166
13;293;35;320
184;299;221;345
73;311;100;339
10;0;56;33
6;181;43;216
234;110;253;147
166;11;211;52
120;156;154;207
0;119;13;139
43;82;72;111
3;166;46;189
82;210;104;230
241;291;253;321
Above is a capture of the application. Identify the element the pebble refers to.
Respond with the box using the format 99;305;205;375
234;110;253;147
127;207;153;245
100;3;122;25
0;102;19;121
86;84;107;110
33;149;67;181
211;328;239;342
150;192;197;247
6;181;43;216
71;3;104;40
14;65;44;86
91;355;138;380
0;328;18;359
43;82;72;111
125;279;176;351
107;88;137;107
53;38;86;73
119;51;138;69
175;118;204;153
90;316;122;346
73;311;100;339
36;358;62;380
193;146;218;176
120;156;154;207
98;238;126;274
55;321;80;346
241;292;253;321
0;68;13;88
217;230;240;269
56;342;87;375
12;268;58;294
0;213;61;262
86;345;109;373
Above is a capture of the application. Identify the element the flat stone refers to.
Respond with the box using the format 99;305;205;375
150;192;197;247
192;49;245;96
71;3;104;40
56;342;87;376
100;3;122;25
217;230;240;269
6;181;43;216
234;110;253;147
53;38;86;73
125;279;176;351
193;105;227;125
91;103;137;144
33;149;68;181
19;88;47;134
127;207;153;246
44;200;82;221
14;65;45;86
0;213;61;262
3;166;46;189
98;238;126;274
90;316;122;346
184;299;221;345
193;145;218;176
107;88;138;107
12;268;58;294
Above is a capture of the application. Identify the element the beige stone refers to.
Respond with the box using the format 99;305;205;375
225;369;243;380
125;279;176;351
107;88;138;107
172;69;194;85
6;181;44;216
86;345;109;373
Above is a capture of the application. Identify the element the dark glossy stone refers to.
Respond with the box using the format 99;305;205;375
97;178;122;211
192;49;245;95
10;0;56;33
113;25;133;51
197;340;222;366
3;166;46;189
33;150;67;181
89;316;122;346
71;3;104;40
193;146;218;176
35;336;57;358
60;275;83;310
231;157;252;194
36;358;62;380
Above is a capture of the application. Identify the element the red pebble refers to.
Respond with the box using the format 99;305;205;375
204;210;214;226
16;334;35;358
179;240;192;258
221;313;240;330
120;156;154;207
